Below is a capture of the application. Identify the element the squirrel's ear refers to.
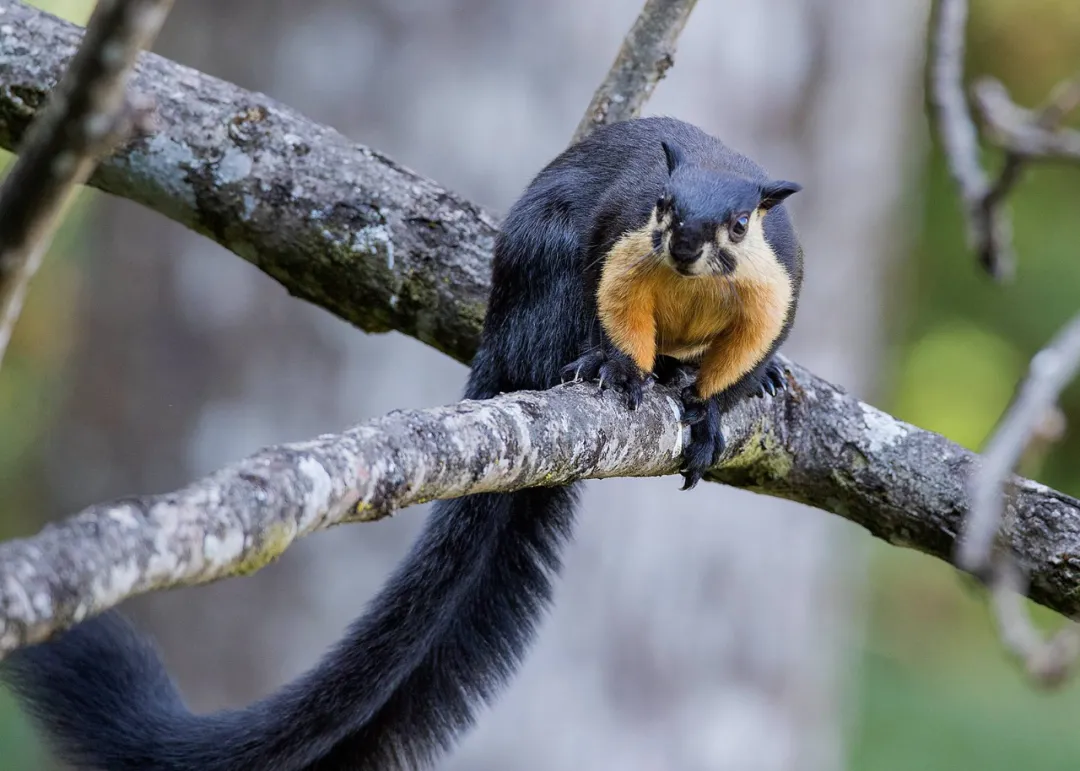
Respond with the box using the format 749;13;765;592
760;180;802;210
661;141;684;175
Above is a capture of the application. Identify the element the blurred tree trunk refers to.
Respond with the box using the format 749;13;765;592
29;0;928;769
37;0;363;714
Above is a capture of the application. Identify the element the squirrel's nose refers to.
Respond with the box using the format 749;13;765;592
669;231;703;264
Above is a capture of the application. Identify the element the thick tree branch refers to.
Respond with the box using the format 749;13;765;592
0;0;498;363
0;0;170;367
571;0;698;144
3;358;1080;658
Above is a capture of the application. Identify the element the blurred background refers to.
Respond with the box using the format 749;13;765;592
3;0;1080;768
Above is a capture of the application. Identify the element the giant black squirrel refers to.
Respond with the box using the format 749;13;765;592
2;116;803;771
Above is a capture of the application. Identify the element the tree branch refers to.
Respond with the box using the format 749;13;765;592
0;0;171;368
2;357;1079;657
973;76;1080;162
929;2;1080;679
959;312;1080;685
571;0;698;144
929;0;1013;279
0;0;500;364
929;0;1080;279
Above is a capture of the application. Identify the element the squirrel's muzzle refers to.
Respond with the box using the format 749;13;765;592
669;224;706;270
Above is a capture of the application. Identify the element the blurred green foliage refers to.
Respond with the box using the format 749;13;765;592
851;1;1080;768
0;0;90;533
4;0;1080;768
0;4;94;769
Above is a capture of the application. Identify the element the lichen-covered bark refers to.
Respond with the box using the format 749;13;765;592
710;367;1080;616
0;0;494;363
0;379;681;655
2;360;1080;657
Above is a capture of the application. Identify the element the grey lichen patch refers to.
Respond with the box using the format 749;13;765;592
108;130;198;211
351;223;395;270
296;456;335;532
202;528;245;565
860;402;908;453
214;145;253;185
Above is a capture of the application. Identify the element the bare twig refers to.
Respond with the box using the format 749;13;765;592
932;0;1080;682
929;0;1015;279
0;0;171;368
960;313;1080;567
572;0;698;144
958;312;1080;685
974;76;1080;162
991;560;1080;686
930;0;1080;279
975;75;1080;248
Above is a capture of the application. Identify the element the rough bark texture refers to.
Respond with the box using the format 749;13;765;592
3;359;1080;658
0;0;495;363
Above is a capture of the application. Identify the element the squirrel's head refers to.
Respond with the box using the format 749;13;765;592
651;140;801;278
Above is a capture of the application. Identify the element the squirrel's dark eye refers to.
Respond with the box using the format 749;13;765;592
729;213;750;241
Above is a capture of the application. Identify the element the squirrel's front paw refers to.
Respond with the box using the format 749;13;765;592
679;389;724;490
753;358;788;399
562;348;649;410
598;354;650;410
652;356;698;388
560;349;605;384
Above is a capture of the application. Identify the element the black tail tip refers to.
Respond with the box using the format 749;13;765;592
2;611;185;769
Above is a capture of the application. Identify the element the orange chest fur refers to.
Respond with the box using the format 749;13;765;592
596;231;792;364
643;271;741;360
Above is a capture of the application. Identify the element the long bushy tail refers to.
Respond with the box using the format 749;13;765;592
4;140;593;771
3;481;578;771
